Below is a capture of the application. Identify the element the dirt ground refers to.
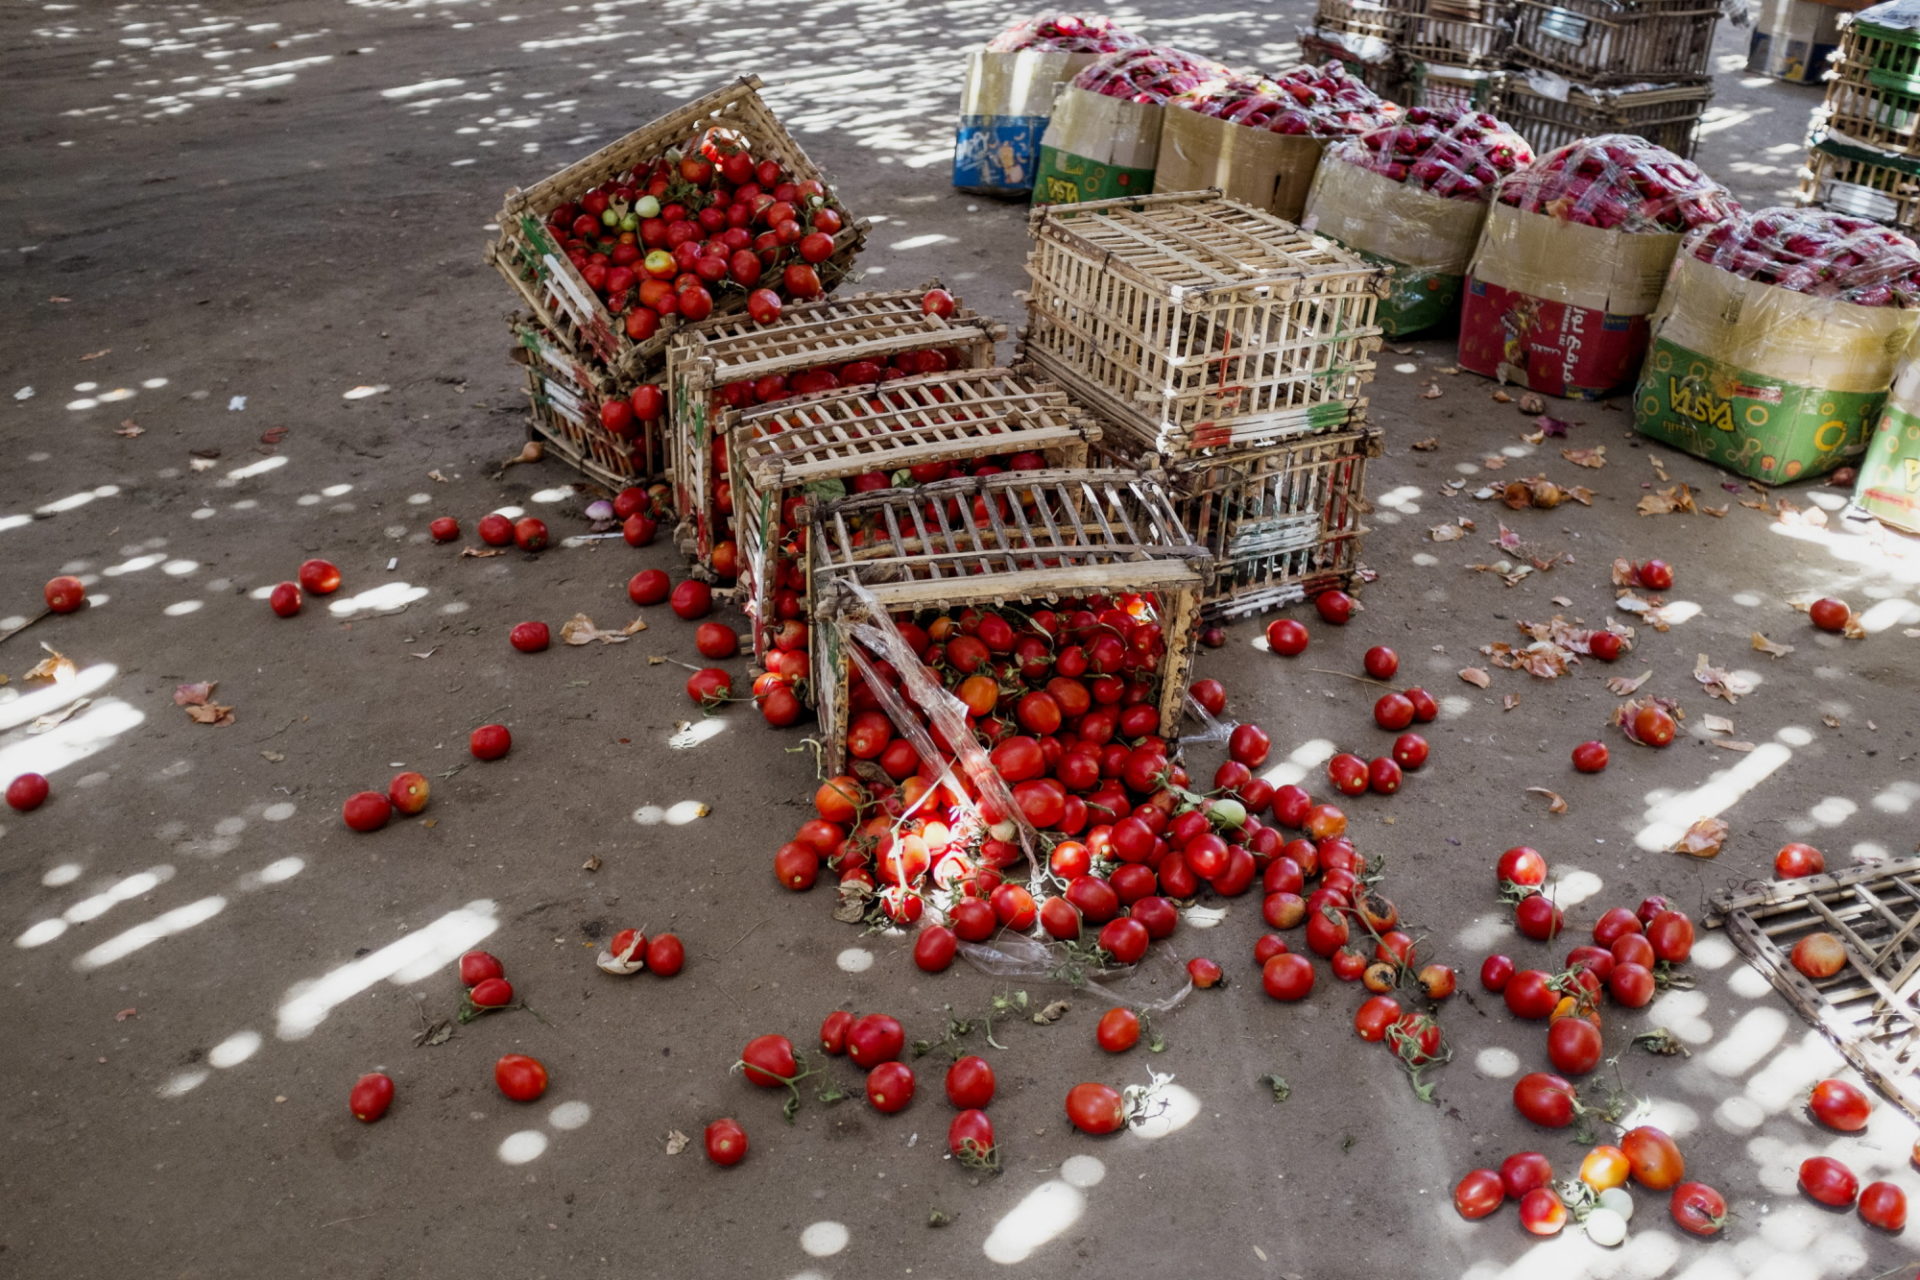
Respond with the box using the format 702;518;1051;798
5;1;1920;1277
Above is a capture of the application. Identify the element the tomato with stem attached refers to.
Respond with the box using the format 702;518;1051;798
739;1035;799;1087
1513;1072;1579;1128
949;1109;997;1166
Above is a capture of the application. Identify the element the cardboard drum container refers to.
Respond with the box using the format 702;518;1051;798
1459;134;1736;400
1635;207;1920;484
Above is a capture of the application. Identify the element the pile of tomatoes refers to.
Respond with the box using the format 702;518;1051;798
1454;1129;1716;1243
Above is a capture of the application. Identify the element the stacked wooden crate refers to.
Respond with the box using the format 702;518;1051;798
1301;0;1419;98
1018;191;1388;620
1403;0;1515;114
1804;5;1920;232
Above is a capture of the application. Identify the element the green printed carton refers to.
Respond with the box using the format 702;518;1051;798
1855;357;1920;534
1634;253;1918;483
1032;85;1166;205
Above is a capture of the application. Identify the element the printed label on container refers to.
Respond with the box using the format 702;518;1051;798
1031;145;1156;205
1458;277;1648;400
954;116;1048;194
1854;399;1920;533
1352;248;1463;337
1633;338;1883;483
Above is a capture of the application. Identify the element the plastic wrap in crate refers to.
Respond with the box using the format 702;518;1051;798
1802;132;1920;228
1822;54;1920;158
1510;0;1721;86
731;368;1097;664
1403;61;1507;112
1099;423;1380;618
513;320;669;488
665;287;1000;569
1407;2;1514;67
1499;75;1712;158
486;76;868;382
1297;28;1408;99
807;469;1210;773
1020;192;1388;457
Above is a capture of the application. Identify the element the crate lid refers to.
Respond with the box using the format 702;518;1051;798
1027;191;1379;298
666;288;999;382
812;468;1209;610
734;369;1096;489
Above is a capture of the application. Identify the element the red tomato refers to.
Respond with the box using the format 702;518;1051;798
509;620;550;653
1265;618;1309;655
6;773;51;812
1646;909;1694;963
1669;1181;1727;1236
704;1117;748;1165
1518;1186;1567;1236
1571;740;1609;773
846;1014;905;1069
342;791;392;833
819;1011;855;1055
1775;842;1826;879
1064;1082;1127;1134
913;925;957;973
43;575;86;613
1860;1181;1907;1232
1809;597;1851;632
1392;733;1429;770
298;559;342;595
1354;994;1402;1041
494;1053;549;1102
1096;1007;1141;1052
1480;954;1515;992
1799;1156;1859;1208
1262;953;1315;1001
1514;894;1563;942
945;1055;995;1109
866;1061;915;1113
1500;1151;1554;1198
1497;845;1547;886
949;1109;996;1164
1512;1072;1578;1128
1608;962;1656;1008
1453;1168;1505;1219
739;1034;798;1087
1621;1126;1685;1191
459;951;503;987
349;1072;394;1122
1314;590;1353;625
1809;1079;1872;1132
1547;1016;1603;1075
269;582;302;617
1187;957;1224;988
1229;723;1271;768
1504;970;1557;1020
645;934;685;976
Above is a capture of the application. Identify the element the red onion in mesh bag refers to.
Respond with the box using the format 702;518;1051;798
1495;134;1735;234
1329;106;1531;202
986;12;1148;54
1689;206;1920;307
1071;46;1231;104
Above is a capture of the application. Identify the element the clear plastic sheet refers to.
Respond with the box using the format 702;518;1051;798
1688;206;1920;307
1070;46;1231;104
1856;0;1920;31
1328;107;1532;203
1494;133;1736;234
958;932;1194;1012
1173;62;1397;138
986;12;1149;53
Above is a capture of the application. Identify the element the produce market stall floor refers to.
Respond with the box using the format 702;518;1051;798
1;2;1914;1277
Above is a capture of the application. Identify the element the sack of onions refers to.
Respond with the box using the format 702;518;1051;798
1634;206;1920;483
954;12;1147;197
1302;106;1532;337
1458;134;1736;399
1154;62;1399;223
1032;47;1230;205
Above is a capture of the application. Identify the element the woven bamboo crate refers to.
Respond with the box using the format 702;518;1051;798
486;76;868;382
808;469;1210;773
665;287;1001;571
1498;78;1712;158
1802;133;1920;229
1709;856;1920;1124
511;320;669;488
1313;0;1415;43
1406;5;1514;67
1403;62;1507;113
731;368;1097;664
1020;191;1387;457
1838;16;1920;97
1822;57;1920;158
1510;0;1720;85
1298;29;1407;99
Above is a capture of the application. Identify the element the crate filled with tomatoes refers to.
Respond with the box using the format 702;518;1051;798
486;75;868;385
730;368;1098;666
805;468;1210;777
511;319;669;489
664;287;1002;572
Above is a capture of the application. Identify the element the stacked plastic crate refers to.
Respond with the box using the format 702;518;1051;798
1018;192;1389;620
1499;0;1721;158
1804;4;1920;231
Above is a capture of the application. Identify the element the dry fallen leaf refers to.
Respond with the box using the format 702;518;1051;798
1430;522;1467;542
1614;592;1680;632
1712;740;1757;752
1637;483;1698;517
29;698;89;734
173;681;217;706
665;1130;691;1156
261;750;285;763
1438;365;1460;375
1702;714;1735;735
581;856;602;872
1562;446;1606;469
561;613;638;646
1669;817;1728;858
1606;670;1654;697
185;703;235;726
1459;666;1492;689
427;469;450;483
1483;456;1509;471
460;546;506;558
498;441;544;471
1411;438;1439;451
1491;389;1513;404
1502;694;1520;711
1751;632;1794;658
1535;415;1572;439
1650;456;1670;482
1693;653;1755;703
1701;504;1728;518
114;420;144;438
114;1007;138;1021
1823;713;1843;728
80;349;111;361
1526;787;1569;815
1611;558;1637;587
26;645;76;684
1034;1000;1070;1024
1421;383;1443;399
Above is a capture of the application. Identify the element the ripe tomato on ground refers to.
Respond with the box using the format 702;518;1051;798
1064;1082;1127;1135
494;1054;548;1102
705;1117;748;1165
945;1056;995;1109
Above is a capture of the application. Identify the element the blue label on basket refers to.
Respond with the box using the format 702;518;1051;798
954;115;1049;194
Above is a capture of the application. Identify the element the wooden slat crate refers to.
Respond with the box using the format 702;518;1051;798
511;319;668;488
808;469;1210;772
1100;423;1380;619
1406;3;1514;67
1821;58;1920;159
665;287;1001;572
1498;78;1712;159
1020;191;1388;458
1510;0;1720;86
731;368;1097;663
1403;62;1507;113
1802;132;1920;230
486;76;869;382
1709;856;1920;1124
1313;0;1416;44
1838;16;1920;98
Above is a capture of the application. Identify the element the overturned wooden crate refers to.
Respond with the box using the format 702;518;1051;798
1709;857;1920;1124
1100;423;1380;619
1020;192;1387;457
730;368;1097;663
511;318;668;488
665;287;1001;568
1498;78;1712;159
486;75;868;381
808;469;1210;773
